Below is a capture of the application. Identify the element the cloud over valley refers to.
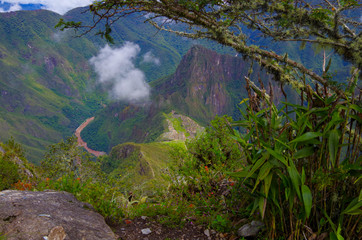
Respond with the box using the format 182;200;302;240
90;42;151;103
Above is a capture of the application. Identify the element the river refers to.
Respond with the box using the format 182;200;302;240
75;117;106;157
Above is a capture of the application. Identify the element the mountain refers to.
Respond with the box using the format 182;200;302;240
0;10;103;163
0;8;231;163
81;45;293;152
0;7;353;163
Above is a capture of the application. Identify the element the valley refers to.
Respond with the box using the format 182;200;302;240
0;2;360;239
0;7;352;162
75;116;105;157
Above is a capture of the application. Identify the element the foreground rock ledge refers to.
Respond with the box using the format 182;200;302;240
0;190;117;240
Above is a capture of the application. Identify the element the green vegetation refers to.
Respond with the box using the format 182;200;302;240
56;1;361;238
0;138;37;190
0;10;104;163
99;141;175;195
1;8;234;162
1;1;361;239
230;80;361;239
0;156;20;191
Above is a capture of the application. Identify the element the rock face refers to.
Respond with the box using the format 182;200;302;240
160;111;204;141
157;45;274;122
0;190;117;240
237;220;265;238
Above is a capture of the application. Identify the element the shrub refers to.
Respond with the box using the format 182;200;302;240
0;157;20;190
231;77;361;239
163;116;250;231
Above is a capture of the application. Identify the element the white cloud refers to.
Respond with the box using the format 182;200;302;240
0;2;22;12
52;29;69;42
90;42;151;103
142;51;160;65
1;0;92;14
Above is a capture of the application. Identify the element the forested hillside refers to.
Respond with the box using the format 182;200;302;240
0;6;354;162
0;8;231;163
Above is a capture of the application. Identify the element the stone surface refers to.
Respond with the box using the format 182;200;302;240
47;226;66;240
204;229;210;237
141;228;152;235
237;220;264;237
0;190;117;240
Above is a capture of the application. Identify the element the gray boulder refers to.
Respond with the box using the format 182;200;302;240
237;220;264;237
0;190;117;240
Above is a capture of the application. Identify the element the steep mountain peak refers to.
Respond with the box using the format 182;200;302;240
156;45;269;123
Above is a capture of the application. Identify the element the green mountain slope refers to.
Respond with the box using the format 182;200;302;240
0;8;234;163
0;7;353;163
99;141;182;193
0;10;103;163
81;45;293;152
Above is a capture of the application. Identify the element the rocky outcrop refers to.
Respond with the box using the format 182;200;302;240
0;190;117;240
157;45;275;123
160;111;204;141
0;145;37;180
238;220;265;238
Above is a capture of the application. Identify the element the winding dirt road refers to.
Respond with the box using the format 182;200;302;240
75;117;106;157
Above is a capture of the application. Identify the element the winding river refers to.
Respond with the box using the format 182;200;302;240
75;117;106;157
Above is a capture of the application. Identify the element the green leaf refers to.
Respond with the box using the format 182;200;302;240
253;162;273;192
301;185;312;218
294;146;315;159
265;148;287;166
301;167;306;185
243;152;270;182
330;232;345;240
257;162;273;181
328;130;339;167
342;198;362;215
258;196;266;219
350;104;362;113
321;208;337;232
287;164;301;199
264;173;273;198
290;132;323;144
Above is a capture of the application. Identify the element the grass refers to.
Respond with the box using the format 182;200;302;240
101;142;177;195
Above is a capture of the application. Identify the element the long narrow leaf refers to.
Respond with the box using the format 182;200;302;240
328;130;339;167
257;162;273;181
301;185;312;218
264;173;273;198
266;148;287;166
288;164;301;199
341;198;362;215
290;132;323;143
243;152;270;182
294;146;315;159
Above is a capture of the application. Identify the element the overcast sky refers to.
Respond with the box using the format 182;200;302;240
0;0;92;14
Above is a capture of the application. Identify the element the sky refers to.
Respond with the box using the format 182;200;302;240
0;0;92;14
